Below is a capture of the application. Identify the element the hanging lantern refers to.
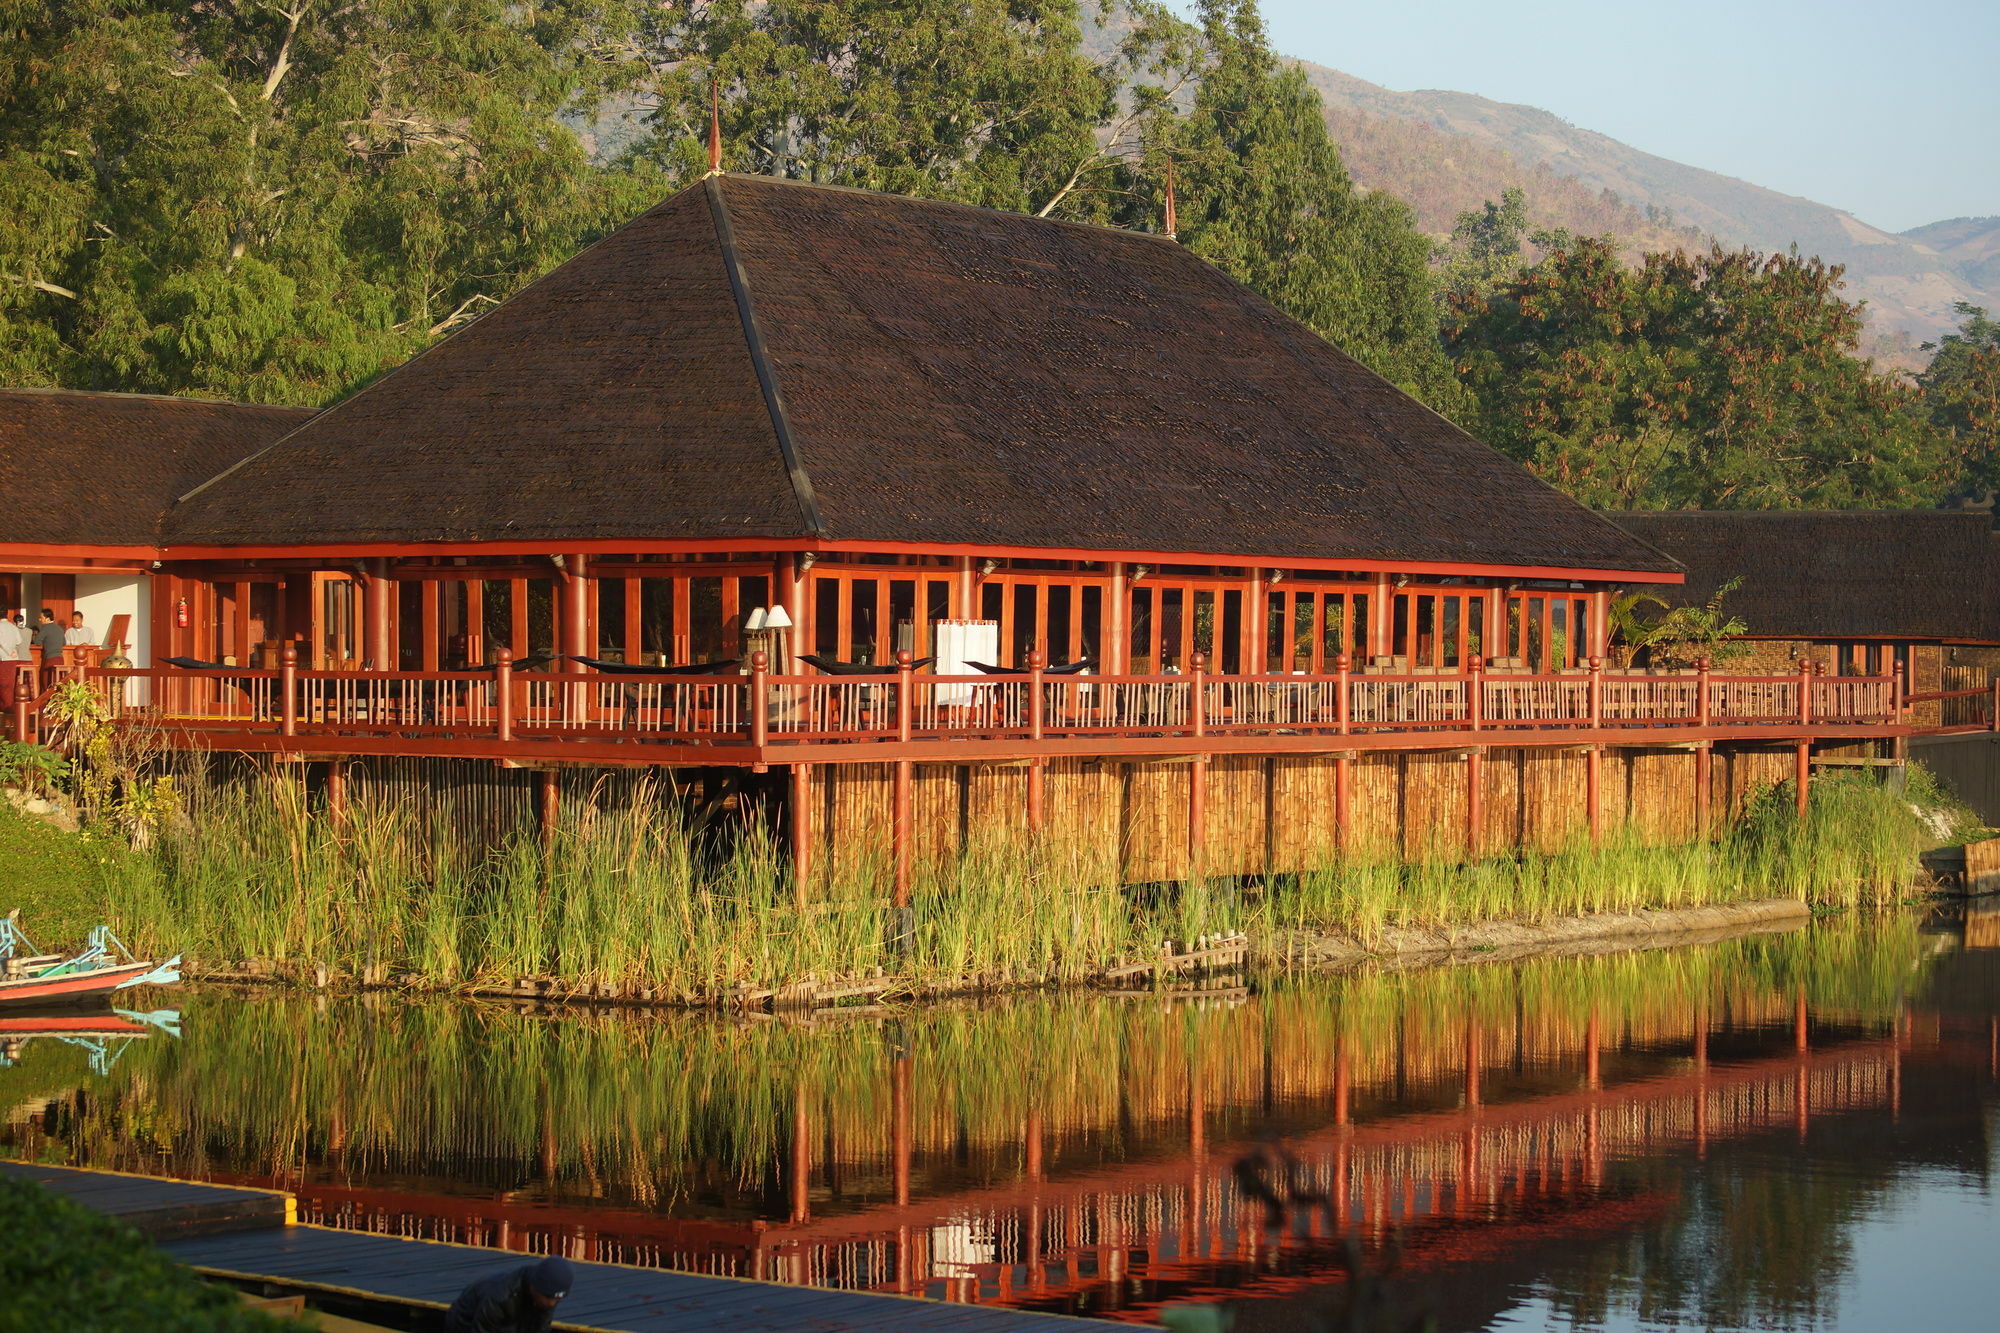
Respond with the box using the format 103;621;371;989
175;598;190;628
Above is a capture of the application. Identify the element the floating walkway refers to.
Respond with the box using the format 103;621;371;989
10;1161;1125;1332
0;1160;290;1239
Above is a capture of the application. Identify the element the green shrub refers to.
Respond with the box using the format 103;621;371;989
0;1175;284;1333
0;805;136;947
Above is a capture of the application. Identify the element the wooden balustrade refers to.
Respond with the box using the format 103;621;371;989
74;660;1940;763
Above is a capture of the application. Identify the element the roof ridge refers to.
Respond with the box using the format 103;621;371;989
715;172;1185;250
704;176;825;539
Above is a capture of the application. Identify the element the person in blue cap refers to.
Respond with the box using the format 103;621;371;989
443;1255;575;1332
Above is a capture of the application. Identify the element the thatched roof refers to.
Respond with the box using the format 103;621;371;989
1608;510;2000;641
166;175;1676;576
0;389;312;547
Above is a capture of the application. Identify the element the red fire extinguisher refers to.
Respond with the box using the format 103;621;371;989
175;598;189;628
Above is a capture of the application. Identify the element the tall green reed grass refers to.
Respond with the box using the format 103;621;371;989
105;766;1945;993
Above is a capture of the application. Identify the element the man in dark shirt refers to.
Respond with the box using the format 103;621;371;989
31;609;65;687
443;1255;574;1333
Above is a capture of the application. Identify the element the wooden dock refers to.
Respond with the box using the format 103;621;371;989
11;1161;1127;1331
0;1160;291;1239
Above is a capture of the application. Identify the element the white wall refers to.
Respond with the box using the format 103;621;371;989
74;574;149;664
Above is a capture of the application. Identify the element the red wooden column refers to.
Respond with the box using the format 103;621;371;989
1188;653;1207;873
363;558;394;669
1245;569;1265;674
892;759;914;909
954;556;976;619
1794;740;1812;821
1586;655;1604;845
1368;573;1393;659
1026;649;1046;833
325;760;347;821
790;762;813;910
1587;588;1610;662
1465;654;1485;858
1104;562;1128;675
560;553;590;667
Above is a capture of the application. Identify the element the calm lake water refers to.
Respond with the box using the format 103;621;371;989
4;913;1997;1331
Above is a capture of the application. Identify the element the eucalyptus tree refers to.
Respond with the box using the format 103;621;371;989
0;0;634;403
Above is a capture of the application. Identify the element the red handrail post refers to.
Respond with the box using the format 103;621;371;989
1190;652;1207;738
280;644;298;737
1695;655;1712;729
1466;653;1484;733
1027;648;1044;742
1889;659;1905;724
11;667;29;743
1587;655;1604;731
1797;657;1814;726
1335;652;1351;735
495;648;514;744
754;650;773;749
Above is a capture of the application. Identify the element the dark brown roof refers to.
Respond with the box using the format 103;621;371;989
1607;511;2000;641
0;389;313;547
167;175;1676;575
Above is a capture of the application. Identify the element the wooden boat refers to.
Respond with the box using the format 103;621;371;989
0;915;180;1009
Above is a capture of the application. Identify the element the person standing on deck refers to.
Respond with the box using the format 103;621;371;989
31;609;64;688
0;609;23;710
64;611;93;648
443;1256;574;1333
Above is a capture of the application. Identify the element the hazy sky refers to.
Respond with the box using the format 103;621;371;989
1245;0;1996;234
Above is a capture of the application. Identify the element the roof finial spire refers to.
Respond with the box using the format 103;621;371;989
706;77;723;177
1163;156;1178;241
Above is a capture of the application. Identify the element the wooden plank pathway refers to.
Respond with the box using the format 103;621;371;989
0;1160;291;1239
160;1224;1121;1332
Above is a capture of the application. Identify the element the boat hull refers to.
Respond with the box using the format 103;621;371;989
0;961;161;1007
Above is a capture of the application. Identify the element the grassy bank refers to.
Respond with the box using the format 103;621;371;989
28;762;1953;999
0;803;141;948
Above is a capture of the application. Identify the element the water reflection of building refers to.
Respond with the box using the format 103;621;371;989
7;944;1994;1330
231;1003;1966;1321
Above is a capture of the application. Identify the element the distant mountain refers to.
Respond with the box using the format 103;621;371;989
1295;63;1995;362
1903;217;2000;296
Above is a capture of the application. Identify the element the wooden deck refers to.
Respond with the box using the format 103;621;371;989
161;1224;1124;1332
0;1160;290;1239
60;658;1971;769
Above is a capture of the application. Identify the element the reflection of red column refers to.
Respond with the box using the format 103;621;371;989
1795;990;1810;1052
1334;1047;1350;1126
790;1083;811;1224
1465;1021;1482;1109
893;1056;912;1207
1694;1006;1709;1158
1586;1106;1602;1188
1586;1011;1601;1090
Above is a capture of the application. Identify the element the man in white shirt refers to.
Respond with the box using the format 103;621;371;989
0;608;23;710
65;611;94;647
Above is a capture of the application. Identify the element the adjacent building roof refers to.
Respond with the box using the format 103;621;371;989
165;174;1678;577
0;389;314;548
1608;510;2000;641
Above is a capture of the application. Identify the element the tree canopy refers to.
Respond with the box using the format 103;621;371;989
1919;303;2000;500
0;0;636;404
1443;234;1949;509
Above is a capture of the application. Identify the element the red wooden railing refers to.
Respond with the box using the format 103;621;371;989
31;651;1948;762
